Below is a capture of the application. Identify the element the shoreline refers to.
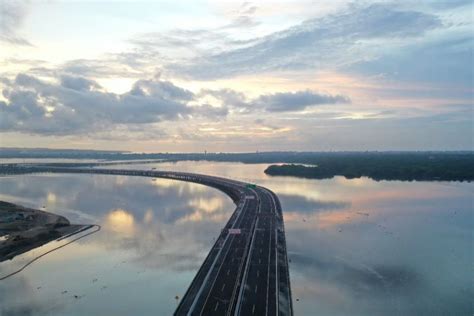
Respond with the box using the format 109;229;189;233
0;201;90;262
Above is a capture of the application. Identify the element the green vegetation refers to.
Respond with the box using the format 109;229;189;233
264;153;474;182
1;149;472;182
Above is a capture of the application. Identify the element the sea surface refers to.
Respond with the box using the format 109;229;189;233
0;161;472;315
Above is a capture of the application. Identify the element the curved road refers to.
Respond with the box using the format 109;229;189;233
25;166;294;316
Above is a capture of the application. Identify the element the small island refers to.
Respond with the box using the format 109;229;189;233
264;153;474;182
0;201;90;262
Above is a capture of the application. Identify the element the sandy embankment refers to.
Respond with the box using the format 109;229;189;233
0;201;88;262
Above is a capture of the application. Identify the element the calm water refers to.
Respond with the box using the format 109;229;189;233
0;161;472;315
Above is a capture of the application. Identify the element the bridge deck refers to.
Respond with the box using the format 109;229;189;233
18;166;293;316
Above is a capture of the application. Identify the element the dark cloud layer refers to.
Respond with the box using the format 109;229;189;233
258;90;350;112
175;3;442;79
348;34;474;85
0;74;192;135
1;73;346;135
130;78;194;101
200;88;349;113
60;75;101;92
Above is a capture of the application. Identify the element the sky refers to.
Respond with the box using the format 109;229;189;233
0;0;472;152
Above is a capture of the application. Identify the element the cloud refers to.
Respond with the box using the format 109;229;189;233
199;88;250;109
199;88;349;112
0;74;193;135
348;34;474;86
193;104;229;118
130;77;194;101
55;28;251;80
60;75;101;92
424;0;472;9
173;3;442;79
127;2;261;62
0;0;32;46
221;2;260;29
128;28;245;65
257;90;350;112
60;58;149;78
0;70;350;138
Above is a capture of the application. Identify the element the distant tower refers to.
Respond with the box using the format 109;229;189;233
204;150;207;155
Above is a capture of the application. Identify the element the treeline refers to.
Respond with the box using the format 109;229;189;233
264;153;474;182
2;148;473;165
1;150;473;182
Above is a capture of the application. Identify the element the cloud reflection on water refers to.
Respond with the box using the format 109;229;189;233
105;209;136;235
0;162;472;315
0;172;236;315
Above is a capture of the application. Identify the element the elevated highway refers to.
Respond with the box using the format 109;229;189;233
13;166;293;316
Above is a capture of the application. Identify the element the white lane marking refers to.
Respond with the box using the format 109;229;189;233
209;187;257;316
221;283;226;292
266;221;272;316
198;234;236;316
214;302;219;311
275;226;279;315
255;285;258;293
233;192;260;316
262;188;281;315
252;304;256;314
195;195;251;315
